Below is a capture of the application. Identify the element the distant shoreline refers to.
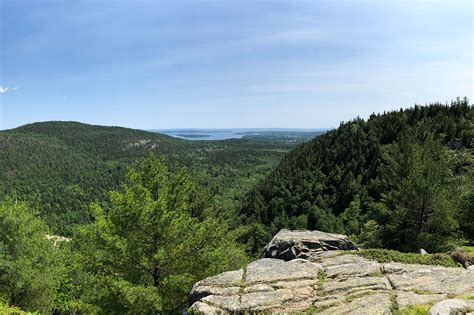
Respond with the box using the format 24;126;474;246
150;128;326;141
177;134;211;138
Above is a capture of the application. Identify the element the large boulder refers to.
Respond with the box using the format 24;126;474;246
262;229;358;261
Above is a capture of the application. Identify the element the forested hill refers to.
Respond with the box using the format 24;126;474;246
8;121;182;159
0;121;293;234
239;98;474;253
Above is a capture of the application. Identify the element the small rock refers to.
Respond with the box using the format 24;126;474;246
428;299;474;315
420;248;428;255
189;301;223;314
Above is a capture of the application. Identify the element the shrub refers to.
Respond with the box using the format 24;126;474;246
357;249;460;267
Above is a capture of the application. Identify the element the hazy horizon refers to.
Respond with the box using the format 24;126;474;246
1;1;472;130
1;119;332;131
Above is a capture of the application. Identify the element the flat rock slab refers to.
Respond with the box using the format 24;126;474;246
190;255;474;313
189;258;323;313
245;258;323;285
321;276;391;296
322;255;382;279
262;229;357;261
384;262;474;295
396;291;447;309
189;269;244;304
319;293;392;315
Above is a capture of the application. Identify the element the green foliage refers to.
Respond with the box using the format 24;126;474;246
0;301;39;315
339;197;362;237
74;155;248;313
462;246;474;259
459;165;474;242
0;197;60;313
393;304;431;315
372;133;462;252
240;98;474;253
357;249;459;267
0;122;293;234
358;220;382;248
0;100;472;312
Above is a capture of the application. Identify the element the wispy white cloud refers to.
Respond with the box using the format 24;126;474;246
0;86;19;94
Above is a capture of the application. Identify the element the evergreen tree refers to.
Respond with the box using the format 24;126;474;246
76;154;248;313
373;133;462;252
339;197;361;237
0;196;60;313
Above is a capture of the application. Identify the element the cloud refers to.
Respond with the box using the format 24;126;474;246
0;86;19;93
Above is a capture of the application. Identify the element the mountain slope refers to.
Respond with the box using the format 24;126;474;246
239;98;474;252
0;122;293;233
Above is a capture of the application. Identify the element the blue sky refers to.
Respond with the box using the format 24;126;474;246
0;0;472;130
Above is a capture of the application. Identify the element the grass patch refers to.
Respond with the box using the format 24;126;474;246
301;302;338;314
393;304;431;315
413;289;435;295
390;293;399;313
357;249;460;267
447;293;474;300
317;270;327;288
462;246;474;259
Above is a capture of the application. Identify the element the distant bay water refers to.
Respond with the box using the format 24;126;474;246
150;128;327;141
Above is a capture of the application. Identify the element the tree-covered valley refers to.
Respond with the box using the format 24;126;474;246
1;99;473;313
0;122;296;234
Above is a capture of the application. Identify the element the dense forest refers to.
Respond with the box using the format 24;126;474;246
0;99;473;313
240;97;474;253
0;122;294;234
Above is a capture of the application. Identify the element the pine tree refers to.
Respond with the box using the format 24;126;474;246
0;197;60;312
76;154;248;313
373;133;462;252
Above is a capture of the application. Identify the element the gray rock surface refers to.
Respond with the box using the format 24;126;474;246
384;262;474;295
428;299;474;315
396;291;447;309
262;229;358;260
189;230;473;314
319;293;392;315
190;258;322;313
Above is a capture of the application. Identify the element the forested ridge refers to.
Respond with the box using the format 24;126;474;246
240;98;474;253
0;121;292;234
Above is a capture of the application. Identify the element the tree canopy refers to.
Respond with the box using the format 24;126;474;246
240;98;474;252
0;197;61;313
73;155;248;313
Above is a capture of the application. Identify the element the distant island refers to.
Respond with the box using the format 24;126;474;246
176;134;211;138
